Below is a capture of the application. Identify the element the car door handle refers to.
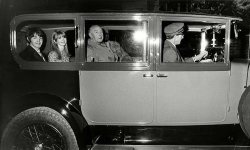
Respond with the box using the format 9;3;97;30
143;74;154;78
157;73;168;78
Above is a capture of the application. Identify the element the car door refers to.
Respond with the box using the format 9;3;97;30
155;16;230;124
79;14;155;125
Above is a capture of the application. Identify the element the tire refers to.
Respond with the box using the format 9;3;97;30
1;106;79;150
238;87;250;139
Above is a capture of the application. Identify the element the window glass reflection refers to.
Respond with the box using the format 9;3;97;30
162;21;226;63
85;20;148;63
16;20;75;62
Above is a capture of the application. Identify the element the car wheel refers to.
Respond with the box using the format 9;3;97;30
238;87;250;139
1;106;79;150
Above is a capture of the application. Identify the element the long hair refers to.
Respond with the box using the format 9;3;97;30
51;30;69;59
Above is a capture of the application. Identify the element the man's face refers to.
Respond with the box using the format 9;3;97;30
29;33;43;50
89;26;103;43
174;34;184;45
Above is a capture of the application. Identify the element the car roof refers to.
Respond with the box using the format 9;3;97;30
14;12;242;22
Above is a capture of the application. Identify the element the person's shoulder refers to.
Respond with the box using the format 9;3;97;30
48;51;59;62
163;40;173;49
22;45;32;52
20;46;33;56
48;51;58;57
108;41;121;52
19;46;37;61
87;44;94;52
109;41;120;47
87;39;96;50
164;39;171;45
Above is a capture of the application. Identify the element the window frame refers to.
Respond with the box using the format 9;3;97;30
156;15;231;71
81;14;154;71
10;13;241;71
11;14;84;70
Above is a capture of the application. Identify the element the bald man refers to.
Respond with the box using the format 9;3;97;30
87;25;117;62
87;25;132;62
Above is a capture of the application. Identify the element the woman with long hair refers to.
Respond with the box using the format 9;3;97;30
48;30;70;62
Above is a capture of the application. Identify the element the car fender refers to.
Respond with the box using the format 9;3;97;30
2;92;91;148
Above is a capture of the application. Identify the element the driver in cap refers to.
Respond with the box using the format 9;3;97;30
163;23;208;62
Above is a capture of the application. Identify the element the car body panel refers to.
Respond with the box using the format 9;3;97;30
80;71;155;124
156;71;229;125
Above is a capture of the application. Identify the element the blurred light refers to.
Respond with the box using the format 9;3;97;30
149;38;159;45
125;138;152;143
133;16;142;21
200;31;208;51
133;30;147;42
201;40;208;51
61;109;67;115
133;62;142;67
137;138;152;143
66;97;78;109
221;24;226;29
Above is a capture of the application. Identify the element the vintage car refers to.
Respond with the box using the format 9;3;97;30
1;12;250;150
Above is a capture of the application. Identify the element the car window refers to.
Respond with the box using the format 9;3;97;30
85;20;148;63
16;20;76;63
161;21;226;63
230;23;246;60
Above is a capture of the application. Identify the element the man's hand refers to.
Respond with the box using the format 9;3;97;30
194;51;208;62
200;59;213;63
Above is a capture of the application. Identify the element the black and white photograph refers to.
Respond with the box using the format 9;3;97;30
1;0;250;149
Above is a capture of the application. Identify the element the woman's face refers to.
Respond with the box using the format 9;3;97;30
55;34;67;47
30;33;43;50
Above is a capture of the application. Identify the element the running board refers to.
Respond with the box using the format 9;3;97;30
91;144;250;150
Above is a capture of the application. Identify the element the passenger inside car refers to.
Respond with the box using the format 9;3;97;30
162;22;209;63
48;30;70;62
19;27;47;62
87;25;132;62
16;20;76;63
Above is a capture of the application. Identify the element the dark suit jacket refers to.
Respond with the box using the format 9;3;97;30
163;40;193;62
19;45;45;62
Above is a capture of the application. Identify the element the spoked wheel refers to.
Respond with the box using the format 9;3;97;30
1;107;79;150
15;123;65;150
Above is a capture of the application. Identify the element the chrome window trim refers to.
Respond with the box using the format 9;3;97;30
10;14;82;70
81;14;154;71
10;13;242;71
156;16;231;71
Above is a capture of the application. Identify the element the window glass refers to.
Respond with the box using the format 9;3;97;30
85;20;148;63
230;23;247;60
161;21;226;63
16;20;75;62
